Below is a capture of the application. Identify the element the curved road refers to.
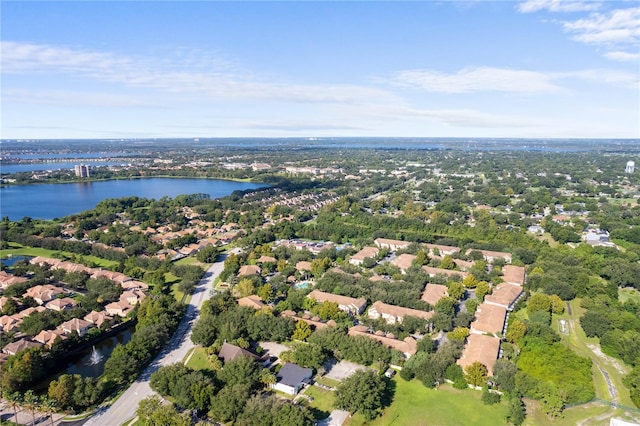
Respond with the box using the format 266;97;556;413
85;258;225;426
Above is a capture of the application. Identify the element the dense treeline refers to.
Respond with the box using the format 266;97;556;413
103;294;185;386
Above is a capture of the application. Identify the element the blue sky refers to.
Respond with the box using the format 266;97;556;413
2;1;639;139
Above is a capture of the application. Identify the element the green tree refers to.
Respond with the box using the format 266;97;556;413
475;281;491;301
3;391;22;425
447;326;470;342
23;389;39;426
235;278;255;298
447;281;465;300
506;320;527;343
208;384;250;423
465;361;488;387
334;370;388;420
292;320;312;342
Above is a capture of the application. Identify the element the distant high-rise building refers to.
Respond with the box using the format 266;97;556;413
626;161;635;174
74;164;90;178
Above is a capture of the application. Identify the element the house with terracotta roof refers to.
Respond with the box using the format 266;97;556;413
45;297;77;312
105;300;134;317
422;266;468;280
0;271;28;290
424;243;460;257
349;246;380;266
307;290;367;315
470;303;507;335
84;311;113;328
457;334;501;376
502;265;525;286
295;261;312;272
238;265;261;277
467;249;512;264
238;295;266;310
257;255;277;263
453;259;475;271
485;283;523;311
0;315;22;332
60;318;93;337
367;301;433;324
348;325;417;357
2;339;42;356
421;284;449;306
374;238;412;251
24;285;66;305
120;280;149;291
33;329;67;347
120;290;147;306
16;306;46;318
280;310;336;330
391;253;416;273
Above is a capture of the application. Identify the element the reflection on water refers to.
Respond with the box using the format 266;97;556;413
64;325;134;377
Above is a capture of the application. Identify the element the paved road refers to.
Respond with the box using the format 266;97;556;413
85;259;224;426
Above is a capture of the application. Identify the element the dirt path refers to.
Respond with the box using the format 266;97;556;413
565;305;618;403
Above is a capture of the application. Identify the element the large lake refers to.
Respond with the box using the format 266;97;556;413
0;178;265;220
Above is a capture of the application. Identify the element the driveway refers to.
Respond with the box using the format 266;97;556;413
323;359;368;382
318;410;350;426
260;341;290;358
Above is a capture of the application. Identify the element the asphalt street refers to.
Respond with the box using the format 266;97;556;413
84;258;224;426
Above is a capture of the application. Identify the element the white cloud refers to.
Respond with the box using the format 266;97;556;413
0;41;396;105
390;67;562;94
562;7;640;46
389;66;638;94
2;88;159;108
518;0;602;13
604;50;640;62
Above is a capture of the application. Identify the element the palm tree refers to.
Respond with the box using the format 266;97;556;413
39;397;58;426
23;390;40;426
3;390;22;425
259;368;277;390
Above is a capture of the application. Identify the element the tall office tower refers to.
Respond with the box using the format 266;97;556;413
626;161;635;174
74;164;90;178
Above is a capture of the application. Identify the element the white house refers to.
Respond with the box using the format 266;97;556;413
272;363;313;395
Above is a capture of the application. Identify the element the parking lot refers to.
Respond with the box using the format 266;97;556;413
323;359;369;381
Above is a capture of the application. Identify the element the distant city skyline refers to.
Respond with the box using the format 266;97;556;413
2;1;639;140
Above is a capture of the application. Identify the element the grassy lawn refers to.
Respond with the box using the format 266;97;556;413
555;299;633;407
185;346;213;370
525;399;640;426
304;386;334;420
0;243;118;268
314;376;341;388
1;243;120;268
619;287;640;304
535;233;559;247
345;379;509;426
173;256;210;268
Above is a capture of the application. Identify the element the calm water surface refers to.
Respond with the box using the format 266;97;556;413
1;160;131;174
0;178;265;220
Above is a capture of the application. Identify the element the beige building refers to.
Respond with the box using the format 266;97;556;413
367;301;433;324
307;290;367;315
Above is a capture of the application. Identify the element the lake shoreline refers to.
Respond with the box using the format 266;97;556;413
0;174;262;188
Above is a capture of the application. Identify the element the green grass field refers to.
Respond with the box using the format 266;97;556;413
619;287;640;304
1;243;119;268
555;299;633;407
185;346;213;370
304;386;334;420
344;379;509;426
525;399;640;426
